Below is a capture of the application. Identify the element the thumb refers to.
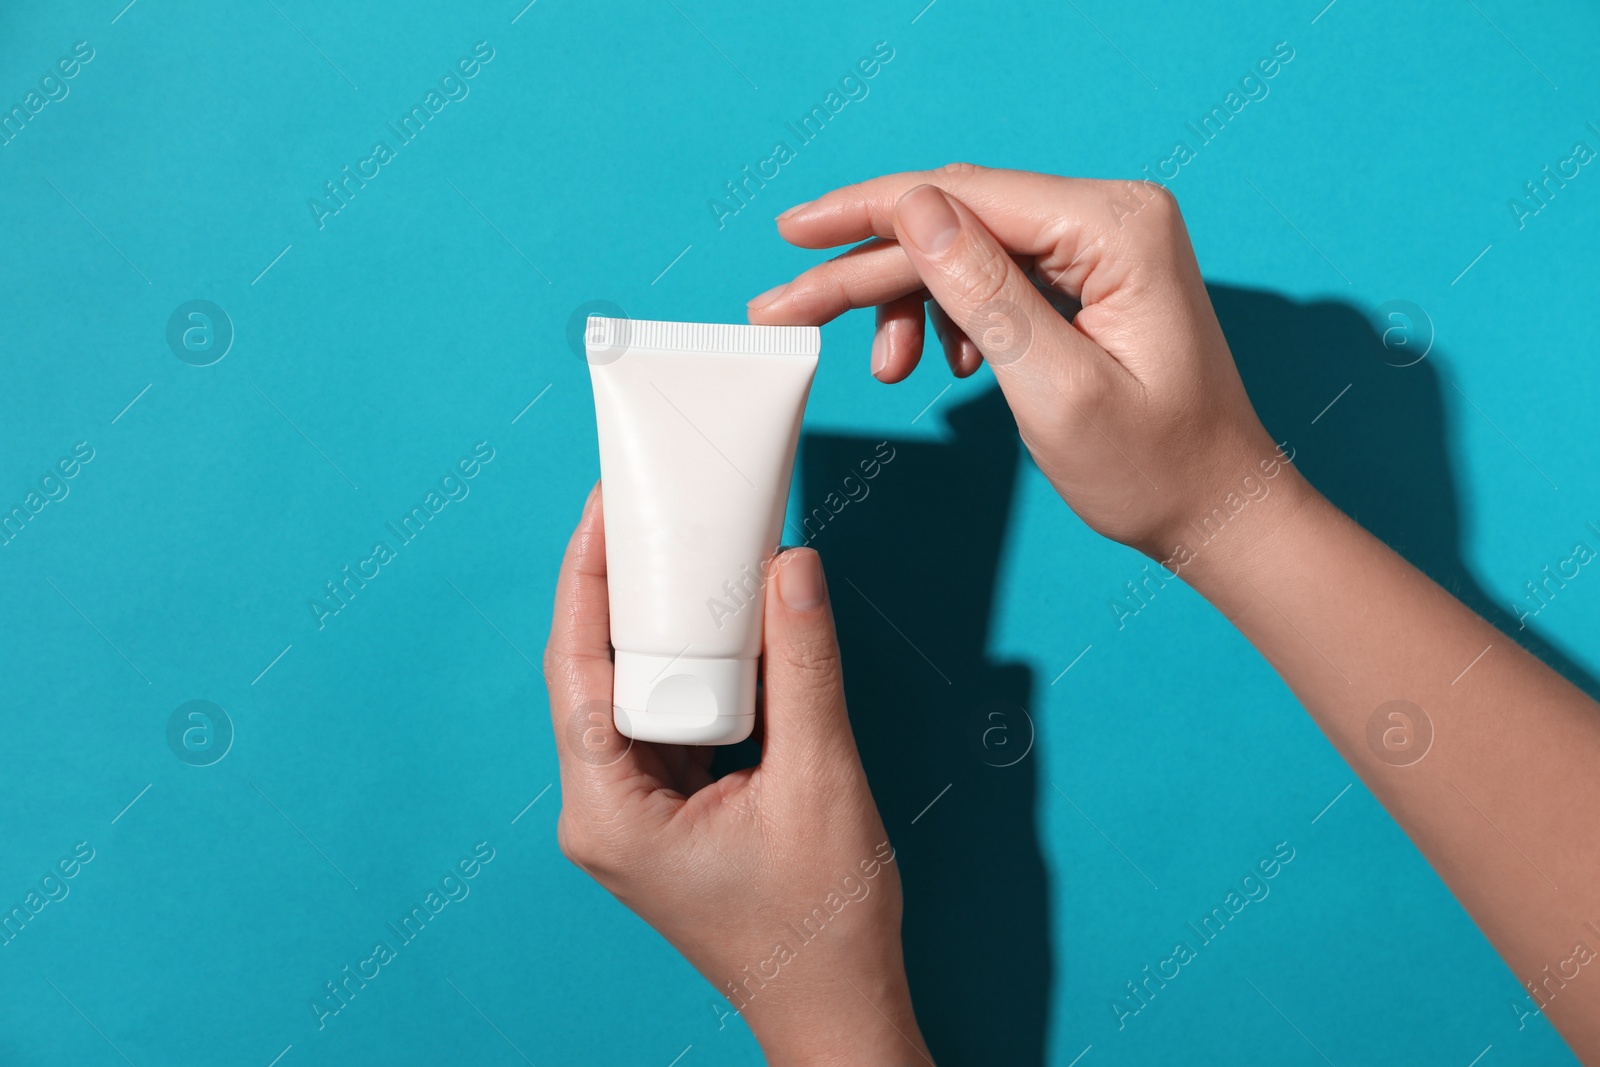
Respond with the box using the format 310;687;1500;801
891;183;1118;413
758;547;861;781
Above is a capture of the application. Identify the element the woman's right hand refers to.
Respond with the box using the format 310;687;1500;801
747;164;1302;560
750;170;1600;1057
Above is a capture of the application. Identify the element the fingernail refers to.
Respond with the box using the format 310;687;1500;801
776;199;814;221
959;335;984;375
870;327;890;379
778;549;825;610
896;185;960;255
748;282;790;310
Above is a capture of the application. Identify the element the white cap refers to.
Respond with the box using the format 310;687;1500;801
613;651;757;745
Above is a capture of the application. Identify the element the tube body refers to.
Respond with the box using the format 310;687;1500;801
586;317;820;744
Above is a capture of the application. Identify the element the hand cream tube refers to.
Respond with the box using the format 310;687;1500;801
587;316;820;745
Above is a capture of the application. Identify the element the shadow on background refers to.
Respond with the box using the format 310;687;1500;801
717;284;1599;1066
1208;283;1600;700
793;388;1049;1066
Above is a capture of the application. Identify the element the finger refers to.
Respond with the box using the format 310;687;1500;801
543;484;650;798
748;238;924;327
892;184;1123;409
927;301;983;378
775;165;1137;297
658;742;716;796
757;548;862;785
692;745;715;776
872;293;926;383
748;233;1035;338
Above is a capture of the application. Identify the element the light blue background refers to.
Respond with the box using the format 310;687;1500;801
2;1;1597;1064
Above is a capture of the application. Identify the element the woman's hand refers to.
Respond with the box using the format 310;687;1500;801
744;166;1600;1055
747;163;1302;558
544;486;932;1067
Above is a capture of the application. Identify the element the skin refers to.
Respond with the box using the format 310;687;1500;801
550;163;1600;1060
545;490;932;1065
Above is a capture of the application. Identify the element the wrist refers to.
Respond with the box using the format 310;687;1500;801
1139;437;1322;589
1184;470;1324;600
743;962;931;1066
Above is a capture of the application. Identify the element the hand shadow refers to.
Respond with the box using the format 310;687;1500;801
1208;284;1600;700
793;388;1048;1066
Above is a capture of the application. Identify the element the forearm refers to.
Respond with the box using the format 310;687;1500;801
1176;466;1600;1048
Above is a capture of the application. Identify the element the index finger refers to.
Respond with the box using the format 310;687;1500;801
776;164;1125;262
767;165;1177;329
747;238;927;328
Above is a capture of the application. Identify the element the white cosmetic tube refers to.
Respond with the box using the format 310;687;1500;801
586;317;820;745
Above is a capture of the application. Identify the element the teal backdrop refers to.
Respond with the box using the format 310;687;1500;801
2;0;1597;1064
